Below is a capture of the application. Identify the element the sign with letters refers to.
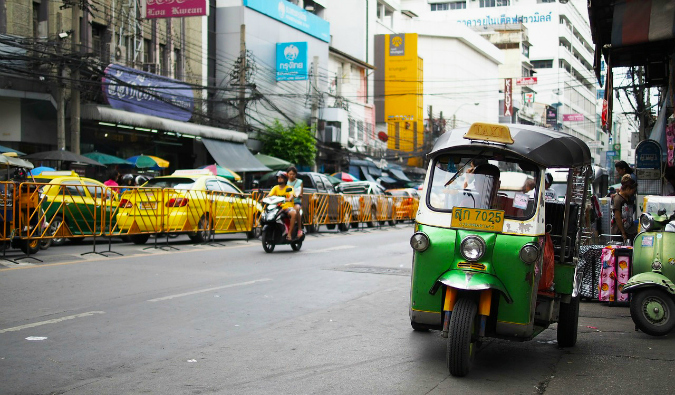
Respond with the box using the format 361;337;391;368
142;0;208;19
276;42;308;81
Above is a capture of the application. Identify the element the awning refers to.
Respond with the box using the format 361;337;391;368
254;153;292;171
82;105;247;143
380;176;397;184
360;166;376;182
389;168;411;182
202;138;270;172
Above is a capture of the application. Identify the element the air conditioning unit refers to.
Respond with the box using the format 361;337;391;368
115;46;126;61
322;126;341;143
143;63;158;73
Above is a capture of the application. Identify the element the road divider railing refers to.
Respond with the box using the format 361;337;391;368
1;181;12;242
306;193;352;230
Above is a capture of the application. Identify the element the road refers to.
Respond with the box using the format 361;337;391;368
1;225;674;394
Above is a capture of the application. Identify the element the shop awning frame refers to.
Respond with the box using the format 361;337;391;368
202;138;270;173
82;105;247;143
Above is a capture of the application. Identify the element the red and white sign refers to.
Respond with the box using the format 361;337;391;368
504;78;513;117
563;113;584;122
516;77;538;86
142;0;208;19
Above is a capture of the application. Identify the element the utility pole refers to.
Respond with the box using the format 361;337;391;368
311;55;319;172
70;0;81;154
56;38;66;150
238;24;247;133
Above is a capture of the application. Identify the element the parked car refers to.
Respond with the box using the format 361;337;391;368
385;188;420;222
336;181;394;227
35;172;118;246
115;170;261;244
296;172;351;232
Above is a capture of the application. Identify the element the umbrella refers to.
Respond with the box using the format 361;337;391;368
29;166;55;176
22;149;104;166
254;153;292;171
83;151;133;165
331;172;360;182
200;164;242;181
0;144;25;156
0;155;33;169
126;155;170;170
324;174;344;185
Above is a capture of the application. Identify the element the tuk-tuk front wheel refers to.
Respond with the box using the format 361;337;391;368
630;289;675;336
447;297;477;377
557;296;580;347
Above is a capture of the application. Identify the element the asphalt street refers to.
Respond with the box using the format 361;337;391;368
1;225;674;394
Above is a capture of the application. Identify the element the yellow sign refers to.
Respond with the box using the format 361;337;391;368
464;123;514;145
451;208;505;232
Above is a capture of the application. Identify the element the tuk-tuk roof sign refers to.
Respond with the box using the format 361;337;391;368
432;124;592;168
464;123;514;145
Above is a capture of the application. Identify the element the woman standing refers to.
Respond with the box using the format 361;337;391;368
611;175;638;245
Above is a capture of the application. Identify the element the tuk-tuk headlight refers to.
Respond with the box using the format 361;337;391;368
640;213;654;231
519;243;540;264
410;232;430;252
652;260;663;271
460;236;485;262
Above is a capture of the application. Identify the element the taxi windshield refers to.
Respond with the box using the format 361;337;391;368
428;154;539;220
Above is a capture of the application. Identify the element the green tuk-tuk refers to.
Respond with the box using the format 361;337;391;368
409;123;592;376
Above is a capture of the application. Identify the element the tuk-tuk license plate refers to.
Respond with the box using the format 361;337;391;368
451;208;504;232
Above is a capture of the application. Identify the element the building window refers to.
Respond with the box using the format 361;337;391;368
357;121;364;141
479;0;510;8
173;48;182;80
143;39;151;64
349;119;356;139
522;42;530;58
532;60;553;69
522;66;532;77
431;2;466;11
91;23;107;61
159;44;167;76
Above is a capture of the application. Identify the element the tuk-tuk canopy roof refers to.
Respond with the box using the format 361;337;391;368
430;124;592;168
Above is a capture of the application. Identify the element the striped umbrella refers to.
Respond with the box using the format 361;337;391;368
126;155;170;170
199;164;242;181
331;172;360;182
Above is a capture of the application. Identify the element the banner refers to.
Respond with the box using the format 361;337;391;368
504;79;512;117
244;0;330;43
563;113;584;122
516;77;537;86
142;0;208;19
546;106;557;125
276;42;308;81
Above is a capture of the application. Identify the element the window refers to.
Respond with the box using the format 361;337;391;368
522;43;530;58
431;2;466;11
217;180;241;194
92;24;107;61
312;175;327;193
159;44;167;76
532;60;553;69
32;2;40;38
173;48;182;80
143;39;152;64
83;181;109;200
479;0;510;8
357;121;364;141
349;119;356;139
320;176;335;193
205;180;221;191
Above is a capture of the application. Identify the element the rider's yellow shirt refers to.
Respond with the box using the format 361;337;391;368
269;185;295;209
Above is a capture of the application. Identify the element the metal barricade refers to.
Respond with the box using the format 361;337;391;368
109;187;165;240
309;193;352;228
358;195;377;224
210;191;258;234
376;195;394;224
0;181;12;243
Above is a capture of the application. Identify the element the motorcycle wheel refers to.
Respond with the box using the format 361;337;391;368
630;289;675;336
261;229;275;253
447;297;477;377
291;240;302;251
557;296;580;347
20;239;40;255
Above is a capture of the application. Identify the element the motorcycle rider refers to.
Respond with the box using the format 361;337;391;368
267;171;302;240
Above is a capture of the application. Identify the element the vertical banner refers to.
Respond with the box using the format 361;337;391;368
504;78;513;118
276;42;308;81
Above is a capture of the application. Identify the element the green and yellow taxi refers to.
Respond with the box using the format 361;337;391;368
114;170;262;244
410;123;592;376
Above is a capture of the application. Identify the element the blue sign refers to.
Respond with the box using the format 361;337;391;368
102;64;194;122
243;0;330;43
276;42;308;81
635;139;661;169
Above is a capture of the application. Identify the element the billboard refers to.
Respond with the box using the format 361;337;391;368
244;0;330;43
563;113;584;122
516;77;537;86
102;64;194;122
142;0;208;19
276;42;308;81
546;106;557;125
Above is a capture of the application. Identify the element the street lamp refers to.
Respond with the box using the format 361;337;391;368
451;102;479;129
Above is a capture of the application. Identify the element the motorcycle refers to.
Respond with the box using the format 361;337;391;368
622;201;675;336
260;195;305;253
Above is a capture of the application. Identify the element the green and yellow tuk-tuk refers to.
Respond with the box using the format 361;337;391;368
409;123;592;376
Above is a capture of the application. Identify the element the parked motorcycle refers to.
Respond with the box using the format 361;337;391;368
260;195;305;253
623;205;675;336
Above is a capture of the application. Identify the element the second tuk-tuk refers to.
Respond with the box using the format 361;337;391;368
409;123;592;376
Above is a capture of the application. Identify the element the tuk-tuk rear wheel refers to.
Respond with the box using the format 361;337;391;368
447;297;477;377
630;289;675;336
19;239;40;255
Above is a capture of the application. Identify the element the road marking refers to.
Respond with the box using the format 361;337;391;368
147;278;272;302
0;311;105;334
306;245;356;254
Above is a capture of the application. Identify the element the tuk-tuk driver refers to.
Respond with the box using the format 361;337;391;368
469;163;501;210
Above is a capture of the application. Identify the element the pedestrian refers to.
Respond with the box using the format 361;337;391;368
119;174;136;194
104;170;120;190
615;160;636;183
544;173;557;201
611;174;638;245
286;166;303;214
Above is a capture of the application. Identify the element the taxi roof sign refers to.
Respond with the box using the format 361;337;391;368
37;171;79;177
464;123;514;145
172;169;213;176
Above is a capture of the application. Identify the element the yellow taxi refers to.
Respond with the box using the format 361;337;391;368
114;170;262;244
34;171;118;245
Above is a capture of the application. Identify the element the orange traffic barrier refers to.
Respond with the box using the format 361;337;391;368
307;193;352;229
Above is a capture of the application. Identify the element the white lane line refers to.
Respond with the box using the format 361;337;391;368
147;278;272;302
0;311;105;334
305;245;356;254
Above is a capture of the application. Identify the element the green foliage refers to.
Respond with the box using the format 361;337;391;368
260;120;316;166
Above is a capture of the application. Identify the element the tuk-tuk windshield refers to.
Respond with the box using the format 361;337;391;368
428;154;539;220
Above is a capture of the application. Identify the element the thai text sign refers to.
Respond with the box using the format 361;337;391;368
244;0;330;43
102;64;194;122
276;42;308;81
142;0;208;19
516;77;537;86
504;79;512;117
563;113;584;122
